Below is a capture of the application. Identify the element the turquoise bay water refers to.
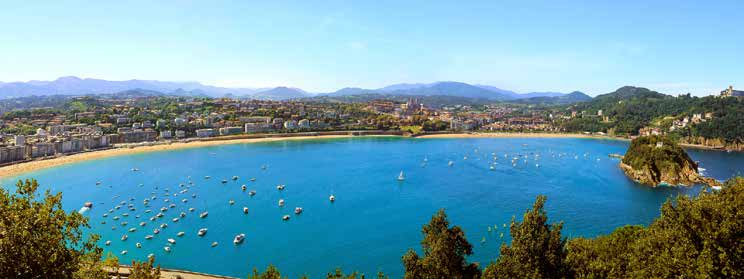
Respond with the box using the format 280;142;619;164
2;137;743;278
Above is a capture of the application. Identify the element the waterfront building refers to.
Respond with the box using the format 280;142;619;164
196;129;216;138
0;145;26;164
298;119;310;129
160;130;173;139
14;135;25;146
219;127;244;136
283;120;299;130
175;130;186;138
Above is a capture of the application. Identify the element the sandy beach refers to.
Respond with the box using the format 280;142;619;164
0;132;634;179
5;131;709;179
0;134;370;179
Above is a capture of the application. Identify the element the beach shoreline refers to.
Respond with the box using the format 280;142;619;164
0;134;384;179
0;131;729;179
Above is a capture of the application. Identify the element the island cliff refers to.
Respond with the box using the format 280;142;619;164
619;135;720;187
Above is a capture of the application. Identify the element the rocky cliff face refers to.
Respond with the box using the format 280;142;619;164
620;136;721;187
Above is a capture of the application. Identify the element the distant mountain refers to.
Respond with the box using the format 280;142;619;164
0;76;586;102
514;91;592;105
474;85;519;98
593;86;668;101
379;81;511;100
519;92;565;98
0;76;264;99
377;83;430;92
251;87;309;100
325;87;377;96
326;81;581;101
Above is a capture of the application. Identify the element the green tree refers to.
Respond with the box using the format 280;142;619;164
325;268;387;279
249;265;284;279
564;225;643;278
402;209;480;279
483;196;568;279
0;179;101;278
129;256;161;279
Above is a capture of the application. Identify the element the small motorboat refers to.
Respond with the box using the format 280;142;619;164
179;212;186;218
241;185;247;191
167;238;176;244
200;211;208;218
145;235;153;240
294;207;303;214
282;215;290;221
211;242;218;247
221;180;228;184
188;207;195;212
329;195;335;202
84;202;93;208
243;207;249;214
276;184;285;191
105;240;111;246
248;190;256;196
121;235;128;241
278;199;285;207
164;246;171;252
250;178;256;182
121;250;128;255
204;176;211;179
198;228;207;236
229;200;235;205
233;234;245;245
128;228;136;232
153;229;160;234
160;223;168;228
136;243;142;248
232;176;239;180
448;161;454;166
177;232;185;237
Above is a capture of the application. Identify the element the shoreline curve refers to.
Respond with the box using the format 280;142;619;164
1;131;722;179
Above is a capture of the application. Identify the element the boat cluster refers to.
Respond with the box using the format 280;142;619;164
93;165;338;257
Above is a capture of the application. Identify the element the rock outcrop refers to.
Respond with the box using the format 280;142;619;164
619;136;721;187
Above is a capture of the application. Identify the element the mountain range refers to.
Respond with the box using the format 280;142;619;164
0;76;587;102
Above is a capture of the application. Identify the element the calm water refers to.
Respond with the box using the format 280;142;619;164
2;137;743;278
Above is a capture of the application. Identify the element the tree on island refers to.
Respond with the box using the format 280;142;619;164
402;209;480;279
620;135;719;186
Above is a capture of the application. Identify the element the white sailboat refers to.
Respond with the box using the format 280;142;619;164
397;171;405;181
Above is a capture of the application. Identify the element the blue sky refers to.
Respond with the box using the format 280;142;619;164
0;0;741;95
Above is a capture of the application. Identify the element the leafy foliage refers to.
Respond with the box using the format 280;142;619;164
0;179;101;278
402;209;480;279
483;195;569;278
566;177;744;278
249;265;284;279
129;256;161;279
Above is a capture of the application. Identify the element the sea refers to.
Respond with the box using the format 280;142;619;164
2;137;742;278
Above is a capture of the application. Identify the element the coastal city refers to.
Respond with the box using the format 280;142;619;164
2;85;741;166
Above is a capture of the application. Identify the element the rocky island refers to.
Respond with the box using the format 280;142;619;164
619;135;721;187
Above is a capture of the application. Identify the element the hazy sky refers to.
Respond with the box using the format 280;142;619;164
1;0;741;95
